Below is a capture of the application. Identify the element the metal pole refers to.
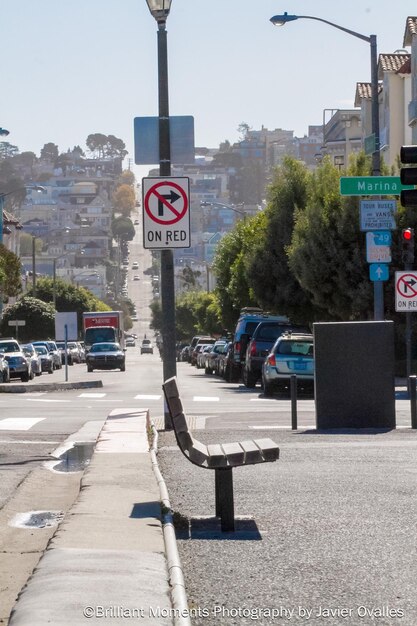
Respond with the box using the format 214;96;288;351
64;324;68;382
0;195;4;319
368;34;384;321
409;375;417;428
157;20;176;430
53;258;57;309
290;375;298;430
32;236;36;296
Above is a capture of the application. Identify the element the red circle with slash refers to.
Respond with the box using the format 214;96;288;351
144;181;188;226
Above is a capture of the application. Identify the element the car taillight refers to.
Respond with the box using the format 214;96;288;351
235;342;240;354
250;341;256;356
267;354;276;366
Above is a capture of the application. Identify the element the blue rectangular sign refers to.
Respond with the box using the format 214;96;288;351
134;116;195;165
369;263;389;282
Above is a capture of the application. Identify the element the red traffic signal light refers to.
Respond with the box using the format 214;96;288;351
401;228;415;265
403;228;414;241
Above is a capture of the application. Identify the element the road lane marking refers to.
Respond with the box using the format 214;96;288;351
0;418;45;430
25;398;71;403
134;394;161;400
78;393;106;398
193;396;219;402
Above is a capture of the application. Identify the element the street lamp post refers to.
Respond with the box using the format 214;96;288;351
0;184;44;316
146;0;176;429
270;12;383;319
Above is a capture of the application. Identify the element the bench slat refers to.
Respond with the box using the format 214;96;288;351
207;444;228;468
189;439;208;465
254;438;280;462
239;440;264;464
222;442;245;466
167;396;183;418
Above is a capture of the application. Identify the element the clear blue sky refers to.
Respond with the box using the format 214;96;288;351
1;1;416;177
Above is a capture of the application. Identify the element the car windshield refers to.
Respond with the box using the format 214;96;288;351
142;340;151;345
0;342;20;352
90;343;119;353
35;346;48;355
277;340;313;356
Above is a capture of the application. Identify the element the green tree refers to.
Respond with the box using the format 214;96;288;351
212;215;264;329
0;143;19;160
86;133;108;158
246;157;315;324
25;277;110;336
0;244;22;300
288;157;373;320
0;296;55;341
40;143;59;162
111;216;135;241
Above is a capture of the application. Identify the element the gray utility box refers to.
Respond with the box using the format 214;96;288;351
314;321;395;429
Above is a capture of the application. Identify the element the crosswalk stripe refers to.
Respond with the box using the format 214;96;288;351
134;394;161;400
78;393;106;398
193;396;219;402
0;418;45;431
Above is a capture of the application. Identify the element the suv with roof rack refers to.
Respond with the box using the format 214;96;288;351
242;320;310;388
262;332;314;396
228;307;289;382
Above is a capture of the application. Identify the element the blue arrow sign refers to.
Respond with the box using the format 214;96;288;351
369;263;389;282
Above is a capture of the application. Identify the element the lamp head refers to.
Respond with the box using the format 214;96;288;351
270;12;298;27
145;0;172;22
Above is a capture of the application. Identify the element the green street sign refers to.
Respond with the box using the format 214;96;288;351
340;176;414;196
364;134;376;155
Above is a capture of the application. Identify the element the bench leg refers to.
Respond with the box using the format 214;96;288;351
215;468;235;532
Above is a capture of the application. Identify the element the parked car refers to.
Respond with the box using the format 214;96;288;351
86;342;126;372
66;341;82;363
190;337;216;366
140;339;154;354
262;333;314;396
243;321;310;388
32;341;62;370
0;355;10;383
217;342;232;379
21;343;43;377
34;345;54;374
77;342;86;362
126;336;136;347
179;345;190;362
0;338;32;382
55;341;74;365
197;345;213;369
228;307;289;383
132;261;139;270
204;340;228;374
133;275;140;281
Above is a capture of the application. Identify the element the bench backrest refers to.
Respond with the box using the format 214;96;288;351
162;377;280;469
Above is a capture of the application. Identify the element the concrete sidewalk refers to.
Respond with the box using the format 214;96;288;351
8;409;176;626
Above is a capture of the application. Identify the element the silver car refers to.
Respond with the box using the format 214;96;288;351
262;333;314;396
21;344;42;377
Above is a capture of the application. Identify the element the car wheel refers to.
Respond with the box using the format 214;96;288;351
205;366;212;374
35;371;42;376
263;379;274;397
48;368;53;374
87;365;93;372
120;365;126;372
29;370;34;380
21;372;30;383
243;368;257;388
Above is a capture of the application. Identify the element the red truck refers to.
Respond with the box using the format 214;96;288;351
82;311;124;352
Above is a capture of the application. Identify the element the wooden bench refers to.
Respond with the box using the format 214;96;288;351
162;377;280;532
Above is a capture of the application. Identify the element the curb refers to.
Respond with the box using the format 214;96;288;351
148;417;191;626
0;380;103;393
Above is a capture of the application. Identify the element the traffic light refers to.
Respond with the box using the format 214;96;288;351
401;228;415;265
400;146;417;207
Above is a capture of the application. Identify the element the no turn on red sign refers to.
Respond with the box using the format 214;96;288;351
142;177;190;249
395;271;417;311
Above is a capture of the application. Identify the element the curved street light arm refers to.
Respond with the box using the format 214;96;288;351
293;15;371;43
